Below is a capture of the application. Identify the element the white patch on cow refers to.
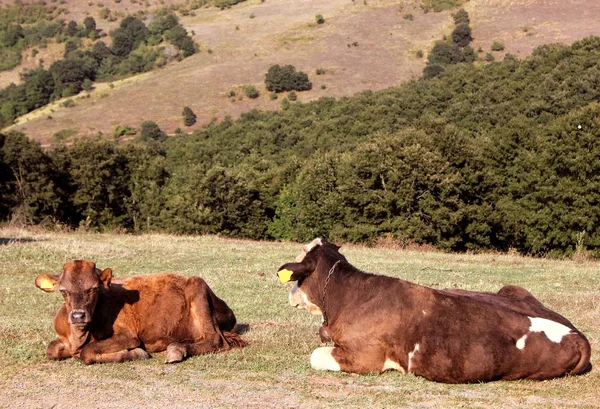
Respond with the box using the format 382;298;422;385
516;334;527;350
382;359;406;373
310;347;341;371
408;343;420;373
528;317;572;343
422;310;427;316
295;238;323;262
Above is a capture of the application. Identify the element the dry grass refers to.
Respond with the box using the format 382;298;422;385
0;227;598;408
4;0;600;144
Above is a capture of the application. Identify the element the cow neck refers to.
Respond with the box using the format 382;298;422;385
321;260;342;327
69;325;90;354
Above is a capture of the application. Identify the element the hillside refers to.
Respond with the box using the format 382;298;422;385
3;0;600;144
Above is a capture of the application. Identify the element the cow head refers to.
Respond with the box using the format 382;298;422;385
35;260;112;329
277;238;345;316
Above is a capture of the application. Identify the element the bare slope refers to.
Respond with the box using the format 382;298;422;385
4;0;600;144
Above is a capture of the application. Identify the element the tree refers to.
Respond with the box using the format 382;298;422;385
91;41;112;62
83;16;97;36
182;106;197;126
427;42;464;65
452;23;472;48
110;29;135;57
265;64;312;92
139;120;167;142
64;40;78;57
453;9;469;25
23;68;55;110
120;16;149;49
65;137;131;229
65;20;79;37
1;132;64;224
49;59;87;97
149;12;179;35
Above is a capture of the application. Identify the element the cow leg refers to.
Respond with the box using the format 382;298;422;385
497;285;546;308
164;277;230;364
79;333;148;365
46;338;72;360
310;346;389;374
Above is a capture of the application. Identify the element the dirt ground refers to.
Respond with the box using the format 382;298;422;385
2;0;600;144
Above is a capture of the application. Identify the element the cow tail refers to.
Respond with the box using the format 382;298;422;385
570;333;592;376
222;331;248;349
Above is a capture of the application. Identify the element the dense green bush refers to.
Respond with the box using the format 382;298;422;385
182;106;197;126
265;64;312;93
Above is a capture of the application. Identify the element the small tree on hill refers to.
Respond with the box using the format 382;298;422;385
453;9;469;25
265;64;312;93
452;23;472;48
139;120;167;142
182;106;197;126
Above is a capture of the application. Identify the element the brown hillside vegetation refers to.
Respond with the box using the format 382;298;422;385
3;0;600;144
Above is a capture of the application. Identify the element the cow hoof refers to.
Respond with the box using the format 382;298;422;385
310;347;341;371
165;343;187;363
130;348;151;360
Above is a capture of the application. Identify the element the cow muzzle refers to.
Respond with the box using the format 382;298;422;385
69;310;89;325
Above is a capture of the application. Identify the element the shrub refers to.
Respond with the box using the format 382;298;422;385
451;23;472;47
244;84;259;99
491;41;505;51
288;90;297;101
422;63;444;79
452;8;469;25
265;64;312;92
403;13;414;21
315;14;325;24
139;120;167;142
485;52;495;62
113;125;136;138
182;106;197;126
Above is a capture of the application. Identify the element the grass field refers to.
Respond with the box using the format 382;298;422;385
0;227;598;408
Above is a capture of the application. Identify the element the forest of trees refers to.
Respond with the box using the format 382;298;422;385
2;37;600;257
0;10;196;128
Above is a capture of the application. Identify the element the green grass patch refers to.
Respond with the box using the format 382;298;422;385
0;228;598;407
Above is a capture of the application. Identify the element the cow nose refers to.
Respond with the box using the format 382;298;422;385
70;310;86;323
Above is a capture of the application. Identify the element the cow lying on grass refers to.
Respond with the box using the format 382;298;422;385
277;239;592;383
35;260;246;364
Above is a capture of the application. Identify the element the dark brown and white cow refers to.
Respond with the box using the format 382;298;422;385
35;260;246;364
277;239;592;383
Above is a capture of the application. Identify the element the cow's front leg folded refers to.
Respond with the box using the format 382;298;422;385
46;338;73;360
79;332;149;365
310;346;398;374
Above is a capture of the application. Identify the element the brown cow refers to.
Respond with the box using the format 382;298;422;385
277;239;592;383
35;260;246;364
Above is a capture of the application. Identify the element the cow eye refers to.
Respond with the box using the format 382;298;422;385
87;288;98;294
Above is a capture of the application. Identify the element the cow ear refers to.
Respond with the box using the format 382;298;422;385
35;274;59;293
277;262;312;283
99;268;112;288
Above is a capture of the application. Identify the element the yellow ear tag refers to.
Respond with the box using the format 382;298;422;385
277;269;293;283
38;276;55;290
